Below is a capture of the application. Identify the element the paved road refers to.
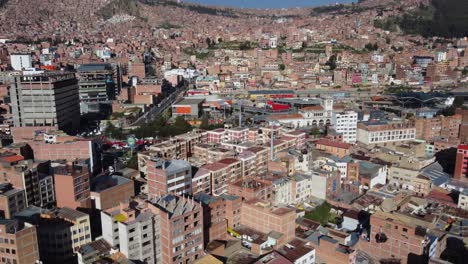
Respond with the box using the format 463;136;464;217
131;86;187;126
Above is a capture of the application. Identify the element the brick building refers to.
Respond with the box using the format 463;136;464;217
53;162;91;209
90;175;134;210
240;199;295;247
0;219;40;264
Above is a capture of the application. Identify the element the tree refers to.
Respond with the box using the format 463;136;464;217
104;122;124;140
310;127;321;137
305;202;332;226
326;55;337;70
462;68;468;75
200;114;210;130
279;64;286;71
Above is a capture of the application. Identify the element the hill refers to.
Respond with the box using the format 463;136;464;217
375;0;468;38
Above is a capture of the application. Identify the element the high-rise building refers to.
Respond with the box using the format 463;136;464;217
149;195;204;264
147;159;192;196
0;219;40;264
454;144;468;181
76;63;115;114
52;162;91;209
332;111;358;143
10;72;80;134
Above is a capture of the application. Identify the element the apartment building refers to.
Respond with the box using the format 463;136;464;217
228;177;274;201
38;207;92;263
0;219;40;264
332;111;358;143
0;183;25;219
415;114;461;141
148;139;188;160
192;168;211;195
282;130;307;149
244;146;269;177
9;72;80;134
192;144;235;165
241;199;295;247
53;162;91;209
357;121;416;146
101;200;160;263
454;144;468;182
201;158;242;196
358;211;432;263
147;159;192;197
238;151;257;178
149;195;204;264
0;157;54;208
193;193;227;246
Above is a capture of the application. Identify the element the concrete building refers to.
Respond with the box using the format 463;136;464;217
388;166;420;190
10;72;80;134
0;219;40;264
53;162;91;209
147;159;192;197
357;120;416;146
102;200;159;263
90;174;134;210
332;111;358;143
458;189;468;210
0;183;25;219
76;63;115;114
454;144;468;181
172;98;205;118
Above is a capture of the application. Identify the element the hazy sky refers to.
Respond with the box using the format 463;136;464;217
185;0;356;9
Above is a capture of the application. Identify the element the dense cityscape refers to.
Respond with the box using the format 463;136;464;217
0;0;467;263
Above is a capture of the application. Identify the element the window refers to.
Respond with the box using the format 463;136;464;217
402;228;408;233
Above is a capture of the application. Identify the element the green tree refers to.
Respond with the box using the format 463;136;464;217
104;122;124;140
305;202;332;226
200;114;210;129
279;64;286;71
